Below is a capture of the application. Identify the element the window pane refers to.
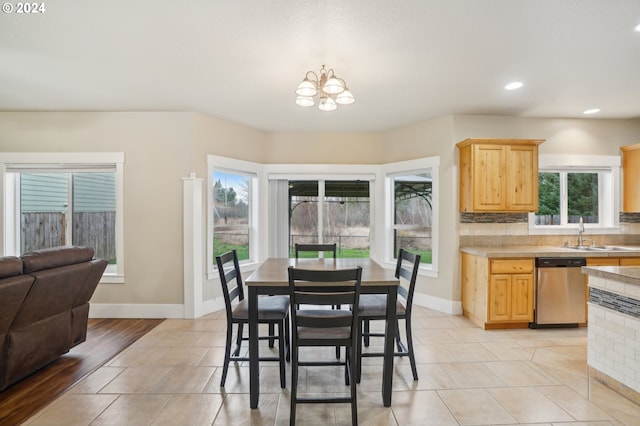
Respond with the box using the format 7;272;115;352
568;172;598;224
20;173;68;252
393;173;432;263
213;171;250;260
72;173;116;264
324;181;370;258
536;172;560;225
289;181;318;255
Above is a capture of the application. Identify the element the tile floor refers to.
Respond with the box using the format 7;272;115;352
24;306;640;425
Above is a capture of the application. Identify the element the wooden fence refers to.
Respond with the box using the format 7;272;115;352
21;212;116;262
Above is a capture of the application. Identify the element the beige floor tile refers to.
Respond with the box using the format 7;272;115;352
438;388;517;425
214;393;280;425
536;385;613;421
481;341;537;360
155;346;209;366
413;342;458;363
489;386;574;423
152;394;224;425
484;360;557;386
23;394;118;426
447;342;500;362
414;328;459;344
99;366;172;394
91;394;171;425
390;390;458;425
588;380;640;425
106;345;169;366
404;363;456;391
67;366;126;394
132;329;205;347
198;346;228;366
440;361;506;388
152;366;216;393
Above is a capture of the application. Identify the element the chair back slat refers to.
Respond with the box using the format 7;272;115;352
288;266;362;338
294;243;337;259
216;250;245;315
394;248;421;311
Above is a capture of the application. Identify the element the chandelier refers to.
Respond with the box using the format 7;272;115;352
295;65;355;112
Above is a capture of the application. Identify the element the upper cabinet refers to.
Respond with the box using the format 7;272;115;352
621;143;640;213
457;138;544;212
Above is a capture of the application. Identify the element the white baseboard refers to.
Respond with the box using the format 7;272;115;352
89;303;185;319
413;292;463;315
89;298;227;319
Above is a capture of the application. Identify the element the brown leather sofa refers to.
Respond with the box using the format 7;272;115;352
0;246;107;391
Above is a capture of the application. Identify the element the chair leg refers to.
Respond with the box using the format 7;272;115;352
349;345;358;426
233;322;243;356
356;319;363;383
278;321;286;388
289;346;298;426
268;323;275;348
344;345;350;386
405;316;418;380
395;320;403;353
363;319;370;347
285;315;291;362
220;323;233;387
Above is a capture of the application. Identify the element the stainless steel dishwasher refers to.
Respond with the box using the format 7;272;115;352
532;257;586;328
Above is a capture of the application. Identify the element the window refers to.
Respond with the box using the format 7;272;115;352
208;155;259;275
391;172;433;263
289;180;370;257
212;171;251;260
1;153;125;282
531;155;620;231
383;157;439;273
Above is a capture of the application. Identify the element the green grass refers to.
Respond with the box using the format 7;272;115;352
214;241;432;264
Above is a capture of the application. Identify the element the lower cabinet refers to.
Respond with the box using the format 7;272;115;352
462;254;534;329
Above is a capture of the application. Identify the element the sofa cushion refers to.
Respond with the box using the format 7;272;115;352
0;257;23;279
21;246;95;274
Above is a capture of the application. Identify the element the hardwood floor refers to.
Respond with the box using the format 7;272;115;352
0;318;163;425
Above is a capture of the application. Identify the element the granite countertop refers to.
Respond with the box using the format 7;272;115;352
460;245;640;258
581;265;640;286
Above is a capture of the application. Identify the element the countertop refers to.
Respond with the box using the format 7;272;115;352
460;245;640;258
581;265;640;286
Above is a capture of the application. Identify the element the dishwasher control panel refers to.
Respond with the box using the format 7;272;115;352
535;257;586;267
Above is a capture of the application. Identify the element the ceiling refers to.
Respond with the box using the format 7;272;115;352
1;1;639;133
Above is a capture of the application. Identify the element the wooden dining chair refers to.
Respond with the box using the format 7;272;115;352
216;250;290;388
294;242;341;358
294;243;337;259
357;248;421;382
287;266;362;426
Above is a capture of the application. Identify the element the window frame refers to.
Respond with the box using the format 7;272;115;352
207;155;260;278
529;155;621;234
382;157;439;277
0;152;125;283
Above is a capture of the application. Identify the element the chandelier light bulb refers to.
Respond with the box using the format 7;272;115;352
335;89;355;105
296;96;315;107
296;79;317;97
318;96;337;112
323;76;345;95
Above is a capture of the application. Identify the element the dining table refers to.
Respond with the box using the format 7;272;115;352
245;257;400;409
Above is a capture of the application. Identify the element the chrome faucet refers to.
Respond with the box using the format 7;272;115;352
577;216;584;246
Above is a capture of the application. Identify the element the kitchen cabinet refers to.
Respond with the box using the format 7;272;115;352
457;138;544;212
462;254;534;329
621;143;640;212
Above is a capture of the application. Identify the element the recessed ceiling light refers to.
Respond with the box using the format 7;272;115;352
634;23;640;32
505;82;523;90
583;108;600;115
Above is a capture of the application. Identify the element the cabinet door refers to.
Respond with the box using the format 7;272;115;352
510;274;534;321
488;274;511;321
619;257;640;266
622;146;640;212
506;145;538;211
472;144;505;211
